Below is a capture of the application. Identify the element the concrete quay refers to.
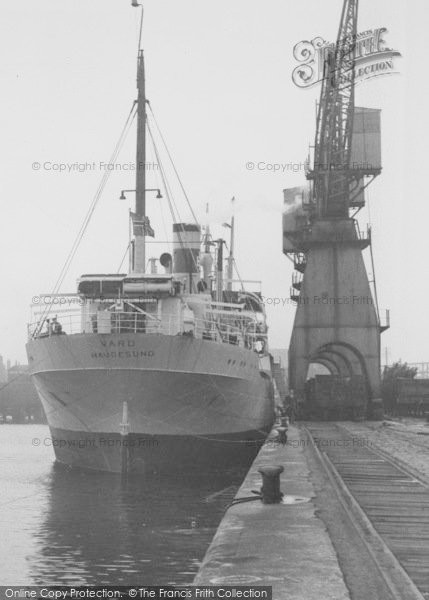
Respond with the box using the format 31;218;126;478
194;425;350;599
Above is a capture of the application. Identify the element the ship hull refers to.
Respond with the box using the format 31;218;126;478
47;427;268;473
26;333;274;473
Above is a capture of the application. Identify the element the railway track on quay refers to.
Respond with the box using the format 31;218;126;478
304;422;429;600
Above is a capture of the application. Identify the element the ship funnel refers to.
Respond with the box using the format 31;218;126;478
172;223;201;293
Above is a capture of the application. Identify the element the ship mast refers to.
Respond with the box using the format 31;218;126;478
133;3;146;273
226;197;235;291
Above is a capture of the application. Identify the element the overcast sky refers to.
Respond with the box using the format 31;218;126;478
0;0;427;366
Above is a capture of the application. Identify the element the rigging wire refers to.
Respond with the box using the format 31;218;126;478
148;103;199;225
34;102;138;335
147;115;200;286
117;242;131;273
142;123;170;251
146;118;180;222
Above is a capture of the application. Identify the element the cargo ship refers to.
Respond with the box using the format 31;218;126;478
26;4;274;473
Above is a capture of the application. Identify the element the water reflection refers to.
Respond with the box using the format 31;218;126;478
27;462;247;585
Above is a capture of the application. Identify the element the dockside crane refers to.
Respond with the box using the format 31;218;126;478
309;0;359;218
285;0;388;420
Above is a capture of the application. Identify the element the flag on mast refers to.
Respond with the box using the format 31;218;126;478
130;213;155;237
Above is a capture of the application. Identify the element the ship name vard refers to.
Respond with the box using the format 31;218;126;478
99;339;137;348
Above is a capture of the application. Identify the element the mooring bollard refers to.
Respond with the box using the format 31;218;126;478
276;426;288;445
120;401;130;478
258;465;284;504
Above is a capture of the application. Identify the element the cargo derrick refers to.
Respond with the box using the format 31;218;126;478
284;0;389;420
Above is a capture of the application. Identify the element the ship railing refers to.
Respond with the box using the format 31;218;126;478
28;311;166;338
28;310;266;349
